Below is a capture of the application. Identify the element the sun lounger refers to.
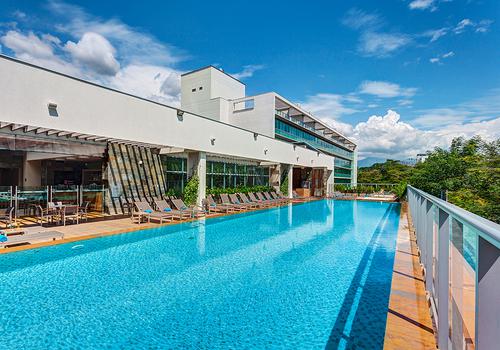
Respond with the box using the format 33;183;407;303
206;195;234;214
266;192;287;204
220;194;246;211
238;193;265;208
0;230;64;249
257;192;279;205
171;199;206;218
134;201;173;223
229;193;257;209
154;199;190;220
247;192;272;207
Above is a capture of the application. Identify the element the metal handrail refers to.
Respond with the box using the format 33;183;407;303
408;185;500;246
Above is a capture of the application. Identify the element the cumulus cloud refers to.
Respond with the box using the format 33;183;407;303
342;110;500;159
341;8;382;30
0;1;185;104
64;32;120;76
231;64;264;80
359;81;417;98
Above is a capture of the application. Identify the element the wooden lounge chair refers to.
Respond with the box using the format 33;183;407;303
238;193;265;208
219;194;246;211
229;193;257;209
134;201;173;224
171;199;206;218
275;192;292;202
256;192;279;205
1;230;64;249
206;195;234;214
264;192;286;204
154;199;191;220
270;192;289;204
247;192;272;207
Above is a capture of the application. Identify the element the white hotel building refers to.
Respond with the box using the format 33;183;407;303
0;55;357;213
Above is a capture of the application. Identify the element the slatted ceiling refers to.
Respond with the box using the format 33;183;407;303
46;130;59;135
57;131;72;137
0;122;12;128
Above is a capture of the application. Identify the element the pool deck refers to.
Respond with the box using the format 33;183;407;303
384;203;437;350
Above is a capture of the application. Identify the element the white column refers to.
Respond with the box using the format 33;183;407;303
269;164;281;191
187;151;206;207
287;165;293;199
325;169;334;197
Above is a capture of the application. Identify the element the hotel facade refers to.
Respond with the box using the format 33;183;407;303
0;55;357;214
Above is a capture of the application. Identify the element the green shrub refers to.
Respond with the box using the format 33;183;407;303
280;178;289;196
183;175;199;205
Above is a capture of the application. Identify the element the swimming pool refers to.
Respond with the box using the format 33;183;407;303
0;200;400;349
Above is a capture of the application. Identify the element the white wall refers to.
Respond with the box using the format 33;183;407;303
0;56;334;170
228;93;276;138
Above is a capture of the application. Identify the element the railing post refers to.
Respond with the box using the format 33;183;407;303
476;237;500;349
425;200;434;288
437;208;450;350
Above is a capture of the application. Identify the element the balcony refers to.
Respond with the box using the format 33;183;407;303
275;110;353;152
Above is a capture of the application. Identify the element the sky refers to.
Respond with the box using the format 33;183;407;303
0;0;498;160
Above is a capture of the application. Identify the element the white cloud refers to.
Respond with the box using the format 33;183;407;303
359;81;417;98
409;0;437;11
454;19;473;34
231;64;264;80
429;51;454;64
301;93;360;120
342;110;500;159
342;8;411;57
64;32;120;76
422;28;448;42
0;30;54;59
358;32;411;57
0;1;185;105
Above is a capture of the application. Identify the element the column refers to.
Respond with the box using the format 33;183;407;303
22;153;42;187
325;169;334;197
287;165;293;199
269;164;281;191
187;151;206;207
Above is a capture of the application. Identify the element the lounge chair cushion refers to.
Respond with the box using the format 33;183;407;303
144;209;152;214
0;234;7;243
163;208;172;212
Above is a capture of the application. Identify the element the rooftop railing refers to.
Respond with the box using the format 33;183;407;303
407;185;500;350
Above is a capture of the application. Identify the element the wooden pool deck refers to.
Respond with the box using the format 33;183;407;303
384;203;437;349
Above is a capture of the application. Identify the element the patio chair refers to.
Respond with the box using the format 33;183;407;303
171;199;206;218
62;205;80;226
206;195;234;214
276;192;292;202
134;201;173;224
229;193;257;209
0;206;15;228
79;201;90;222
154;199;192;220
238;193;266;208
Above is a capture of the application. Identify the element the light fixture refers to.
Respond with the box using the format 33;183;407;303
264;149;268;155
47;102;58;117
138;160;144;166
253;132;258;140
210;138;216;145
176;109;184;121
296;156;299;161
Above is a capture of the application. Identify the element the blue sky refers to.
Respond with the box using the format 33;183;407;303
0;0;498;159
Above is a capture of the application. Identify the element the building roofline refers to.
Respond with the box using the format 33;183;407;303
181;65;245;85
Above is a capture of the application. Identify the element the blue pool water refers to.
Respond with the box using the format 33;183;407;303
0;200;400;349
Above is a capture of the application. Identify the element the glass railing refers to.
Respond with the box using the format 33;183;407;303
275;120;353;159
407;186;500;350
275;110;353;151
335;158;352;169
